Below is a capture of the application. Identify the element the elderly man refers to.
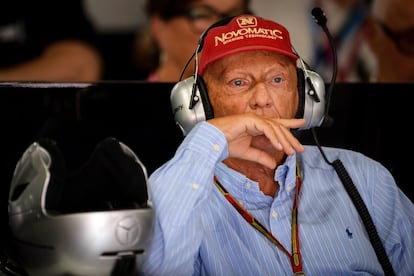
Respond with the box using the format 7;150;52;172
142;14;414;275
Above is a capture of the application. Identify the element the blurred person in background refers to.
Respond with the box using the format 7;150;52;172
310;0;374;82
132;0;251;82
251;0;375;82
363;0;414;82
0;1;103;82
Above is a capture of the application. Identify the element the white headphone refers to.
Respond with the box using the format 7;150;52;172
170;16;327;136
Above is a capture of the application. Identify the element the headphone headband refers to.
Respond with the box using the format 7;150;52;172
197;15;238;53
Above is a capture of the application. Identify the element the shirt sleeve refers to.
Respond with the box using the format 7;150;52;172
142;121;228;275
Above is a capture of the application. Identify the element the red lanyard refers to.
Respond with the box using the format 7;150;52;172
213;159;304;275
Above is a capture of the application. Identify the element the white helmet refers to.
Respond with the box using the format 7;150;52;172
8;137;154;276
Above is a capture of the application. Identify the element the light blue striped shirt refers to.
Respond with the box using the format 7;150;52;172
142;122;414;275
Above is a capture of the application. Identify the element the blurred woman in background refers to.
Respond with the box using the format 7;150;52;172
363;0;414;82
133;0;251;82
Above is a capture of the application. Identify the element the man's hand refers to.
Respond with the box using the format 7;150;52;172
208;114;306;169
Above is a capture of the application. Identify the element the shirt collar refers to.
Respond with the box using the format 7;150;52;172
275;153;297;193
215;153;298;204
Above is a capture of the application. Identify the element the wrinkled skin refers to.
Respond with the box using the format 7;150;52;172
203;50;306;196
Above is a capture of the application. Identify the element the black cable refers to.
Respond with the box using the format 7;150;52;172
179;51;196;81
311;7;337;127
331;158;395;276
311;7;395;275
312;128;395;275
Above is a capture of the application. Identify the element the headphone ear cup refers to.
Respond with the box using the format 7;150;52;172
170;75;211;136
296;67;327;130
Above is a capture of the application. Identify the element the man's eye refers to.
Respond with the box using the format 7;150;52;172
273;77;282;83
232;80;244;86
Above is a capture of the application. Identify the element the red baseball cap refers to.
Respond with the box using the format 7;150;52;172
198;14;298;75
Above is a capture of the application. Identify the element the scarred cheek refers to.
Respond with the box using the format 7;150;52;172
212;97;245;116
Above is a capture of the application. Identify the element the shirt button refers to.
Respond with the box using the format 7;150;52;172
245;182;251;189
192;183;199;190
286;184;293;192
271;211;279;219
213;144;220;151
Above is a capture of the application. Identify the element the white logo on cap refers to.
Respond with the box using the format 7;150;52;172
236;16;257;28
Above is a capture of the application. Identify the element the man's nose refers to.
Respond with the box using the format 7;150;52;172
250;82;272;108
